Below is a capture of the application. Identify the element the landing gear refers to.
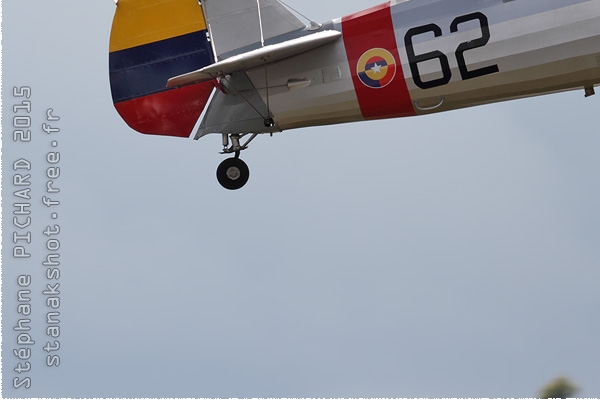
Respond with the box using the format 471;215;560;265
216;157;249;190
213;64;277;190
216;133;257;190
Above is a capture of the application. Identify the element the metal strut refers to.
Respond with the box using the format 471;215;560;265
221;133;259;155
257;0;265;48
263;58;275;128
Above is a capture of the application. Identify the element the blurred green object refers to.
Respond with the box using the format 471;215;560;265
540;376;579;399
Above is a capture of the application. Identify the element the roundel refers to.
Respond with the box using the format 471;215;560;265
356;48;397;89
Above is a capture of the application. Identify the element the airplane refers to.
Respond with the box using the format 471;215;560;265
109;0;600;190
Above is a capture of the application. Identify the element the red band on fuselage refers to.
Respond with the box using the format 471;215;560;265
342;2;415;119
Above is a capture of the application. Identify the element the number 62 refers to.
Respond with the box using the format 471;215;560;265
404;12;500;90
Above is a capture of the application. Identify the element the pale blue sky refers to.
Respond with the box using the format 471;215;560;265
2;0;599;397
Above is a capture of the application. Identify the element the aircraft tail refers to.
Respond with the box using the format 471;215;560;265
109;0;215;137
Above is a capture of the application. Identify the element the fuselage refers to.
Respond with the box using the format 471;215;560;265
246;0;600;131
108;0;600;189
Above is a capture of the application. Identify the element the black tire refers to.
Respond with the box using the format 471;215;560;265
216;157;250;190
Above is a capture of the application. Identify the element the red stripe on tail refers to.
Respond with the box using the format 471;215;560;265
114;83;214;138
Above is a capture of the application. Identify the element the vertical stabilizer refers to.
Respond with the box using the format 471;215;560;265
109;0;215;137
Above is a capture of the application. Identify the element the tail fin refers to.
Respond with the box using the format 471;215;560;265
109;0;215;137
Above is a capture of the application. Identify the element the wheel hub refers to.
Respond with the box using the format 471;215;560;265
226;166;241;180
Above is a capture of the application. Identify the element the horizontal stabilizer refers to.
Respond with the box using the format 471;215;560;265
166;30;342;88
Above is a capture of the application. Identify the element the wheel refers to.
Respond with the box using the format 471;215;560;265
216;157;250;190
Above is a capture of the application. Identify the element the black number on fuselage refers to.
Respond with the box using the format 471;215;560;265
451;12;499;80
404;11;499;90
404;24;452;89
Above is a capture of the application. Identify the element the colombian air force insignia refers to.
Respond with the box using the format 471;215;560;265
357;48;397;89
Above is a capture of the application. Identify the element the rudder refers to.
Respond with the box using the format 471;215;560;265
109;0;215;137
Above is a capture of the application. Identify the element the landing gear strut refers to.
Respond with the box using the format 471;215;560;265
216;133;258;190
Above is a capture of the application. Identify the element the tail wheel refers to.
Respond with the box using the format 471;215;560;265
216;157;250;190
